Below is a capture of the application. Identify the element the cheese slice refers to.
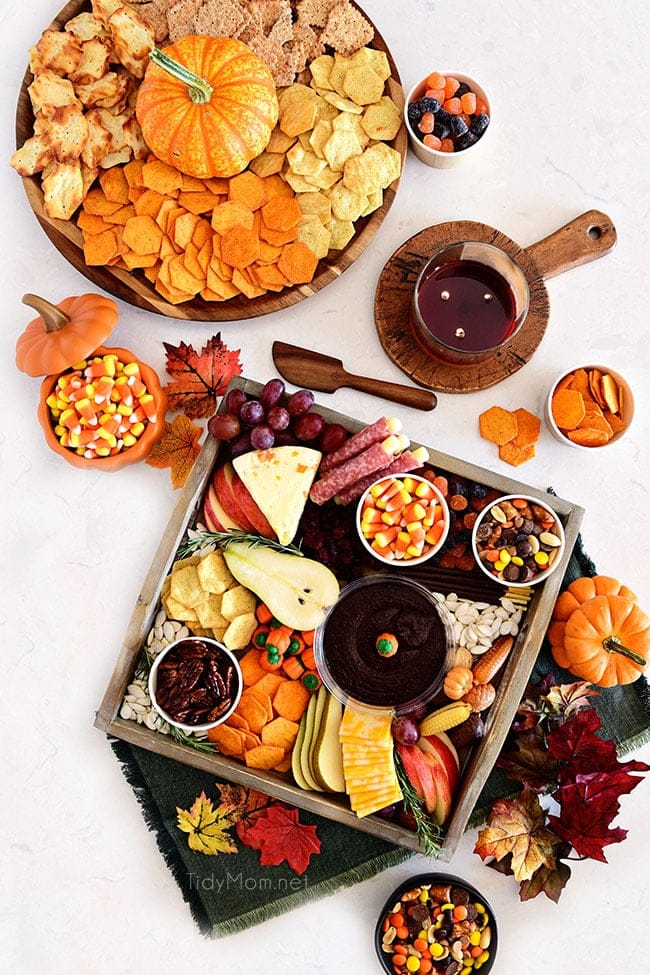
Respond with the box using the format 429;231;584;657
233;445;322;545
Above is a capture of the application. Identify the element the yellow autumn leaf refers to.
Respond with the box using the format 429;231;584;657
176;791;238;855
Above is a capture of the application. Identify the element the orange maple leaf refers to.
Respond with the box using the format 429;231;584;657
146;414;202;489
163;335;243;419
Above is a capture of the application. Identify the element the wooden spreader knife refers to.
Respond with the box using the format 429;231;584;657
272;341;437;411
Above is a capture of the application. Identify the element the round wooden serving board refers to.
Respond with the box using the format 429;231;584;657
374;211;616;393
15;0;407;323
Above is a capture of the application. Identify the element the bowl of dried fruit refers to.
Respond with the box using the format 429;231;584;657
545;363;634;449
375;873;498;975
405;71;491;168
357;473;450;566
148;636;243;733
471;494;565;587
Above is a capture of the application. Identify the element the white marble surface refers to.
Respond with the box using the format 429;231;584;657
2;1;650;971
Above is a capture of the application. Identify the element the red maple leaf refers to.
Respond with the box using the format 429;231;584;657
548;709;650;782
163;335;242;419
549;772;638;861
241;804;320;875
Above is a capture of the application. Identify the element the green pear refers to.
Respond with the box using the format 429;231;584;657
311;687;345;793
222;541;339;631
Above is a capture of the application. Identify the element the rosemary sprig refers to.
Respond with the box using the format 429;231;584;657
169;726;220;754
393;748;443;857
177;528;303;558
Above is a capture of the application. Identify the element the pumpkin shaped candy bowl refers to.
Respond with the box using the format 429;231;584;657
37;345;167;471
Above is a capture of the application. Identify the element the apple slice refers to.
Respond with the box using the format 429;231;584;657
213;463;256;532
231;471;275;538
222;540;339;631
395;742;438;815
417;733;459;825
203;484;246;532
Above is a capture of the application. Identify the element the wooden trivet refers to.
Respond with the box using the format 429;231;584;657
374;211;616;393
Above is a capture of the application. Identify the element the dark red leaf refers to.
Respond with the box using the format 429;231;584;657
241;804;320;875
163;335;243;419
549;770;642;861
497;729;561;792
548;709;650;783
519;860;571;903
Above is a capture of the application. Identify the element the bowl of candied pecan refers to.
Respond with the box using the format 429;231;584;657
148;636;243;733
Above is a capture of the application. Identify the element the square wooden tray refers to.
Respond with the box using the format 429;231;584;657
95;376;584;859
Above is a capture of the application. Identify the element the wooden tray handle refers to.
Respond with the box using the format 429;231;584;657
524;209;617;280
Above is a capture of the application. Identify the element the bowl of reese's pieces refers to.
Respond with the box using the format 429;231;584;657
375;872;498;975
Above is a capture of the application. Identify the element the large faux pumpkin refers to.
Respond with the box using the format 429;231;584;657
549;576;649;687
136;36;279;179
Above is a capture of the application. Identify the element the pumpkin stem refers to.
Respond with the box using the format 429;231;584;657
602;635;647;668
148;48;213;104
22;293;70;333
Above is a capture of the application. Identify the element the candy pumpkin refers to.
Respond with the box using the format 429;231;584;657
549;576;649;687
16;293;119;377
136;36;279;179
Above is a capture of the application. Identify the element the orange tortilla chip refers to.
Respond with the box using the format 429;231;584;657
244;744;286;770
206;724;244;756
511;407;541;447
498;441;536;467
261;716;300;750
478;405;518;445
142;157;182;195
236;693;269;734
243;686;274;722
551;388;586;430
228;170;269;211
277;240;318;283
273;679;310;721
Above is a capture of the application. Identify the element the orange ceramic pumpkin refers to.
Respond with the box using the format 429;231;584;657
16;293;119;377
37;346;167;471
136;36;279;179
549;577;649;687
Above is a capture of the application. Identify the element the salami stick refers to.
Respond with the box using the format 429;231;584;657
336;447;430;505
319;417;402;474
309;435;410;506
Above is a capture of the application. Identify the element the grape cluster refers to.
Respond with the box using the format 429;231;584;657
207;379;349;457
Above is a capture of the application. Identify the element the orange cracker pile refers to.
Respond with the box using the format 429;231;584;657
550;367;627;446
135;0;375;84
479;405;541;466
207;646;312;772
79;154;319;303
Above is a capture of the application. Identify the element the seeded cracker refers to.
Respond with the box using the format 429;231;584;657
295;0;340;27
319;0;374;57
193;0;250;38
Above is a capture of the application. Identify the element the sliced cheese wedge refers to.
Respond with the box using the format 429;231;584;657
233;445;322;545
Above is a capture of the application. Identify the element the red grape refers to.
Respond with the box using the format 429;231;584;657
207;412;241;441
225;388;247;416
319;422;348;454
266;405;290;431
229;430;253;457
391;716;420;745
286;389;315;416
250;424;275;450
240;399;265;426
293;411;325;441
260;378;285;409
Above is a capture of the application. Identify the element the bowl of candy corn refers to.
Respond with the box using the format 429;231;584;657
405;71;491;168
37;346;167;469
356;473;450;566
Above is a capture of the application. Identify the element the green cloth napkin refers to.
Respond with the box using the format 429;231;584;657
110;533;650;937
